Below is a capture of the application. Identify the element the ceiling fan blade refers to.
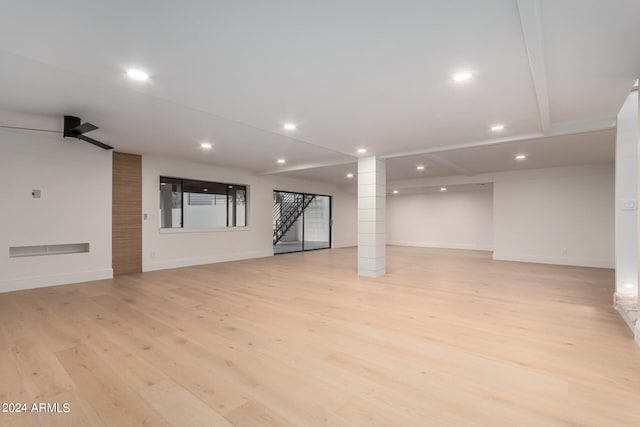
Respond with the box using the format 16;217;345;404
70;122;99;134
78;134;113;150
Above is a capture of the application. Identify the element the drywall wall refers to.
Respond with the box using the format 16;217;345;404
386;163;615;268
387;189;493;250
0;129;113;292
142;156;357;271
493;164;614;268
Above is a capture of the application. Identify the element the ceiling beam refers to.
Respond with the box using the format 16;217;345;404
380;132;543;159
259;157;355;175
424;153;475;176
551;116;616;135
517;0;552;136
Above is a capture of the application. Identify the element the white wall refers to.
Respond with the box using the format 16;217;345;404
142;156;357;271
0;129;113;292
387;189;493;251
386;163;615;268
493;164;614;268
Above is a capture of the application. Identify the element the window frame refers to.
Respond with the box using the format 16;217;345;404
159;176;248;230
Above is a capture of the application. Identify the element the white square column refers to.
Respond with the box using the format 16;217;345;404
358;156;386;277
613;89;640;343
615;91;638;298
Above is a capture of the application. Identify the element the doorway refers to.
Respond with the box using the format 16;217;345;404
273;191;332;254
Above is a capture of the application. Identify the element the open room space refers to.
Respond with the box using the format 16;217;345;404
1;0;640;426
2;247;639;426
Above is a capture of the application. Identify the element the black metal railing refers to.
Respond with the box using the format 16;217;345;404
272;192;316;245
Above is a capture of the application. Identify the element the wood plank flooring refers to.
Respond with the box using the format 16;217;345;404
1;246;639;426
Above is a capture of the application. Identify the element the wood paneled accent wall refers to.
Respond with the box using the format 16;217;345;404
112;152;142;275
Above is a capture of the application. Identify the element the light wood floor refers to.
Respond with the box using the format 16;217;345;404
1;246;639;426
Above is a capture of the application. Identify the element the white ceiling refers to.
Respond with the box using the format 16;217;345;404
0;0;638;181
280;128;615;185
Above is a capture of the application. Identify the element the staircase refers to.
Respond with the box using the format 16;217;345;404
273;192;316;245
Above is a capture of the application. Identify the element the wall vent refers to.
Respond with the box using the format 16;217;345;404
9;243;90;258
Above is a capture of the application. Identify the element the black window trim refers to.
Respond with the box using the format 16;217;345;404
160;176;248;229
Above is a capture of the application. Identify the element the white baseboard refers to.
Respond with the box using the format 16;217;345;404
0;268;114;294
613;293;639;342
492;252;614;269
333;241;357;249
386;240;493;251
143;249;274;272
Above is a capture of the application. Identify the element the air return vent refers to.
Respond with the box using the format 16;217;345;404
9;243;89;258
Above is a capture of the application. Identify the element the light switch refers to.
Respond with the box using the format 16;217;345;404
622;199;637;211
31;189;41;198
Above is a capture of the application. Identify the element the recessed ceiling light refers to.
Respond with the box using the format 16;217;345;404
440;187;447;192
126;69;149;81
393;190;399;194
416;165;425;171
453;72;472;82
283;123;297;131
277;158;286;164
515;154;527;160
200;142;212;149
357;148;367;154
346;173;354;178
160;183;166;186
203;188;208;192
491;125;505;131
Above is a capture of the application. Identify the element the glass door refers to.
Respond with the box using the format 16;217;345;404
303;195;331;251
273;191;331;254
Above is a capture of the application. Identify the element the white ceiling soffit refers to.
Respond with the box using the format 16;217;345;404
279;162;358;186
280;128;614;183
0;0;638;176
388;183;494;195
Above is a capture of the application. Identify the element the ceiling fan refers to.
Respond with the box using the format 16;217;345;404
63;115;113;150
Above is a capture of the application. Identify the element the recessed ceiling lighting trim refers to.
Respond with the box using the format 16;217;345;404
515;154;527;160
283;123;297;131
440;187;447;192
491;125;505;131
357;148;367;154
200;142;212;149
277;158;286;164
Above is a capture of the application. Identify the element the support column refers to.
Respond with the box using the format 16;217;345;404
358;156;386;277
614;89;639;343
637;86;640;344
